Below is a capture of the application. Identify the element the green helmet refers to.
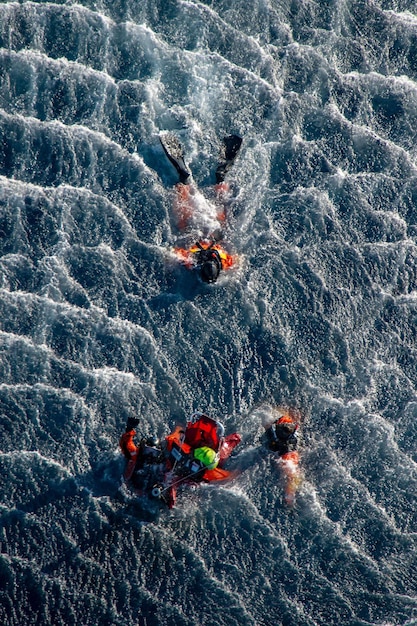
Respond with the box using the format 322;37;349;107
193;446;219;469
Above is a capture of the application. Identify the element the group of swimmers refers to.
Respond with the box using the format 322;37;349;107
119;134;301;506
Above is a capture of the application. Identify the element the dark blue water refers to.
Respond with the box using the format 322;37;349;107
1;1;417;625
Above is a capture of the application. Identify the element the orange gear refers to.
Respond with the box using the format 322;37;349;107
277;415;294;425
181;241;235;270
119;429;138;459
165;425;191;454
119;429;139;481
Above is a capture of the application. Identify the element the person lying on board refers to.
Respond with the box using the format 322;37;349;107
119;413;241;507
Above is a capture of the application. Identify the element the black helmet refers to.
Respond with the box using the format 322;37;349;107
201;259;220;283
146;435;160;447
195;243;222;284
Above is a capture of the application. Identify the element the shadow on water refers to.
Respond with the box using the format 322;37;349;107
148;263;227;308
1;454;165;525
89;457;167;524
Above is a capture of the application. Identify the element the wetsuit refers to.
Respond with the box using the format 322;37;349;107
266;421;299;455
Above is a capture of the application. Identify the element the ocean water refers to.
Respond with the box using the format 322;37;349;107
1;1;417;625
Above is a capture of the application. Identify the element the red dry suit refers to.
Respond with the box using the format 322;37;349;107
119;429;139;481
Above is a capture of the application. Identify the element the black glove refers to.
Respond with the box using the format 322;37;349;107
126;417;140;431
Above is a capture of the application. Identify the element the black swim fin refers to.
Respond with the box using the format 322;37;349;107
159;133;191;184
215;135;243;184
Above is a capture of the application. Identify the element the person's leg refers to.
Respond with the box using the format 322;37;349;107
213;135;242;223
214;181;230;222
215;135;243;184
173;182;195;230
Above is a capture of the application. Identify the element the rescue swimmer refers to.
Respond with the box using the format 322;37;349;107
160;133;242;284
264;412;302;507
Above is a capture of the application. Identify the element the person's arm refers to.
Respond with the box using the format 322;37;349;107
119;418;140;480
121;431;138;480
173;246;195;268
214;182;230;222
214;246;235;269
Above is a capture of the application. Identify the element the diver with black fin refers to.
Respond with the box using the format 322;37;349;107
159;133;191;184
159;133;242;283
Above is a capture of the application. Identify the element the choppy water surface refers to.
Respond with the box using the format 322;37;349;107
1;1;417;625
